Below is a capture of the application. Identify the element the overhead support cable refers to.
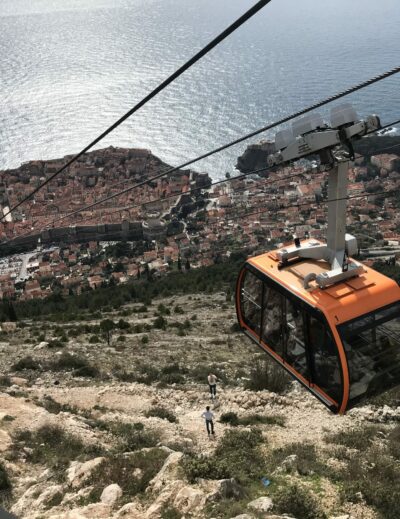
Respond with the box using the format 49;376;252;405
40;115;400;227
1;117;399;248
29;68;400;228
1;0;274;221
1;131;399;250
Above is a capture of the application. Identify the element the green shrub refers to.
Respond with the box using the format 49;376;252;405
88;448;167;502
14;424;100;472
117;335;126;342
183;428;265;484
267;442;324;477
117;318;130;330
145;407;177;423
273;482;327;519
141;335;149;345
337;447;400;519
12;356;40;371
49;352;100;378
47;339;65;349
388;425;400;460
174;306;184;314
159;363;186;384
157;304;171;316
153;316;167;330
0;461;11;506
160;372;184;384
219;412;285;428
160;505;181;519
230;322;242;333
133;324;143;333
73;365;100;378
114;370;137;383
0;375;11;387
183;455;231;483
40;395;63;414
161;363;188;376
220;412;240;426
89;335;99;343
136;364;159;385
0;462;11;492
239;414;285;427
325;425;380;451
244;359;290;393
102;421;159;452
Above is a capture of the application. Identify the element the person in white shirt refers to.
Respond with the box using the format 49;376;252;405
201;406;215;436
207;373;217;399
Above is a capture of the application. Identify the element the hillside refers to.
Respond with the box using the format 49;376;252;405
0;275;399;519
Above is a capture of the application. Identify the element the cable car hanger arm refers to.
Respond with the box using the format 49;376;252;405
266;108;381;289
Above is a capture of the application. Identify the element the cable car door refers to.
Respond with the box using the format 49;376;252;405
284;297;309;380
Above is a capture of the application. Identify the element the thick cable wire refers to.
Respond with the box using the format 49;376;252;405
1;0;274;221
24;69;400;228
37;116;400;227
2;121;399;247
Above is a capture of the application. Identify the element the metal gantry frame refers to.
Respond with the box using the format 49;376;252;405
267;106;381;288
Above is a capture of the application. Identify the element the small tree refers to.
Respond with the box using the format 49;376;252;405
100;319;115;346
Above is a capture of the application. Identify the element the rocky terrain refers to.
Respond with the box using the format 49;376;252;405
0;292;399;519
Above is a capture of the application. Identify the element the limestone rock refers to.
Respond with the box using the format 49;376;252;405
173;485;206;514
0;429;12;452
1;322;17;333
49;503;112;518
66;457;105;488
247;496;273;512
114;502;143;518
10;376;28;386
87;504;113;518
275;454;298;474
100;483;123;506
62;486;95;506
230;515;254;519
49;511;86;519
146;451;183;493
207;478;245;501
34;484;64;509
145;480;185;518
34;341;48;350
11;483;45;516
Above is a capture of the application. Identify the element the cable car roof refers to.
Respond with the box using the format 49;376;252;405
248;240;400;326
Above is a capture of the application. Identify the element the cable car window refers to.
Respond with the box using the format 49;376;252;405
339;301;400;406
285;299;308;378
309;315;341;402
262;284;284;356
241;270;263;336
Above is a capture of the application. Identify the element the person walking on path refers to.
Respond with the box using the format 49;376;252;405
201;406;215;437
208;372;217;399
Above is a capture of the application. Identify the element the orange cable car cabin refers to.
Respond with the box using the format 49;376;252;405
236;245;400;414
235;107;400;414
